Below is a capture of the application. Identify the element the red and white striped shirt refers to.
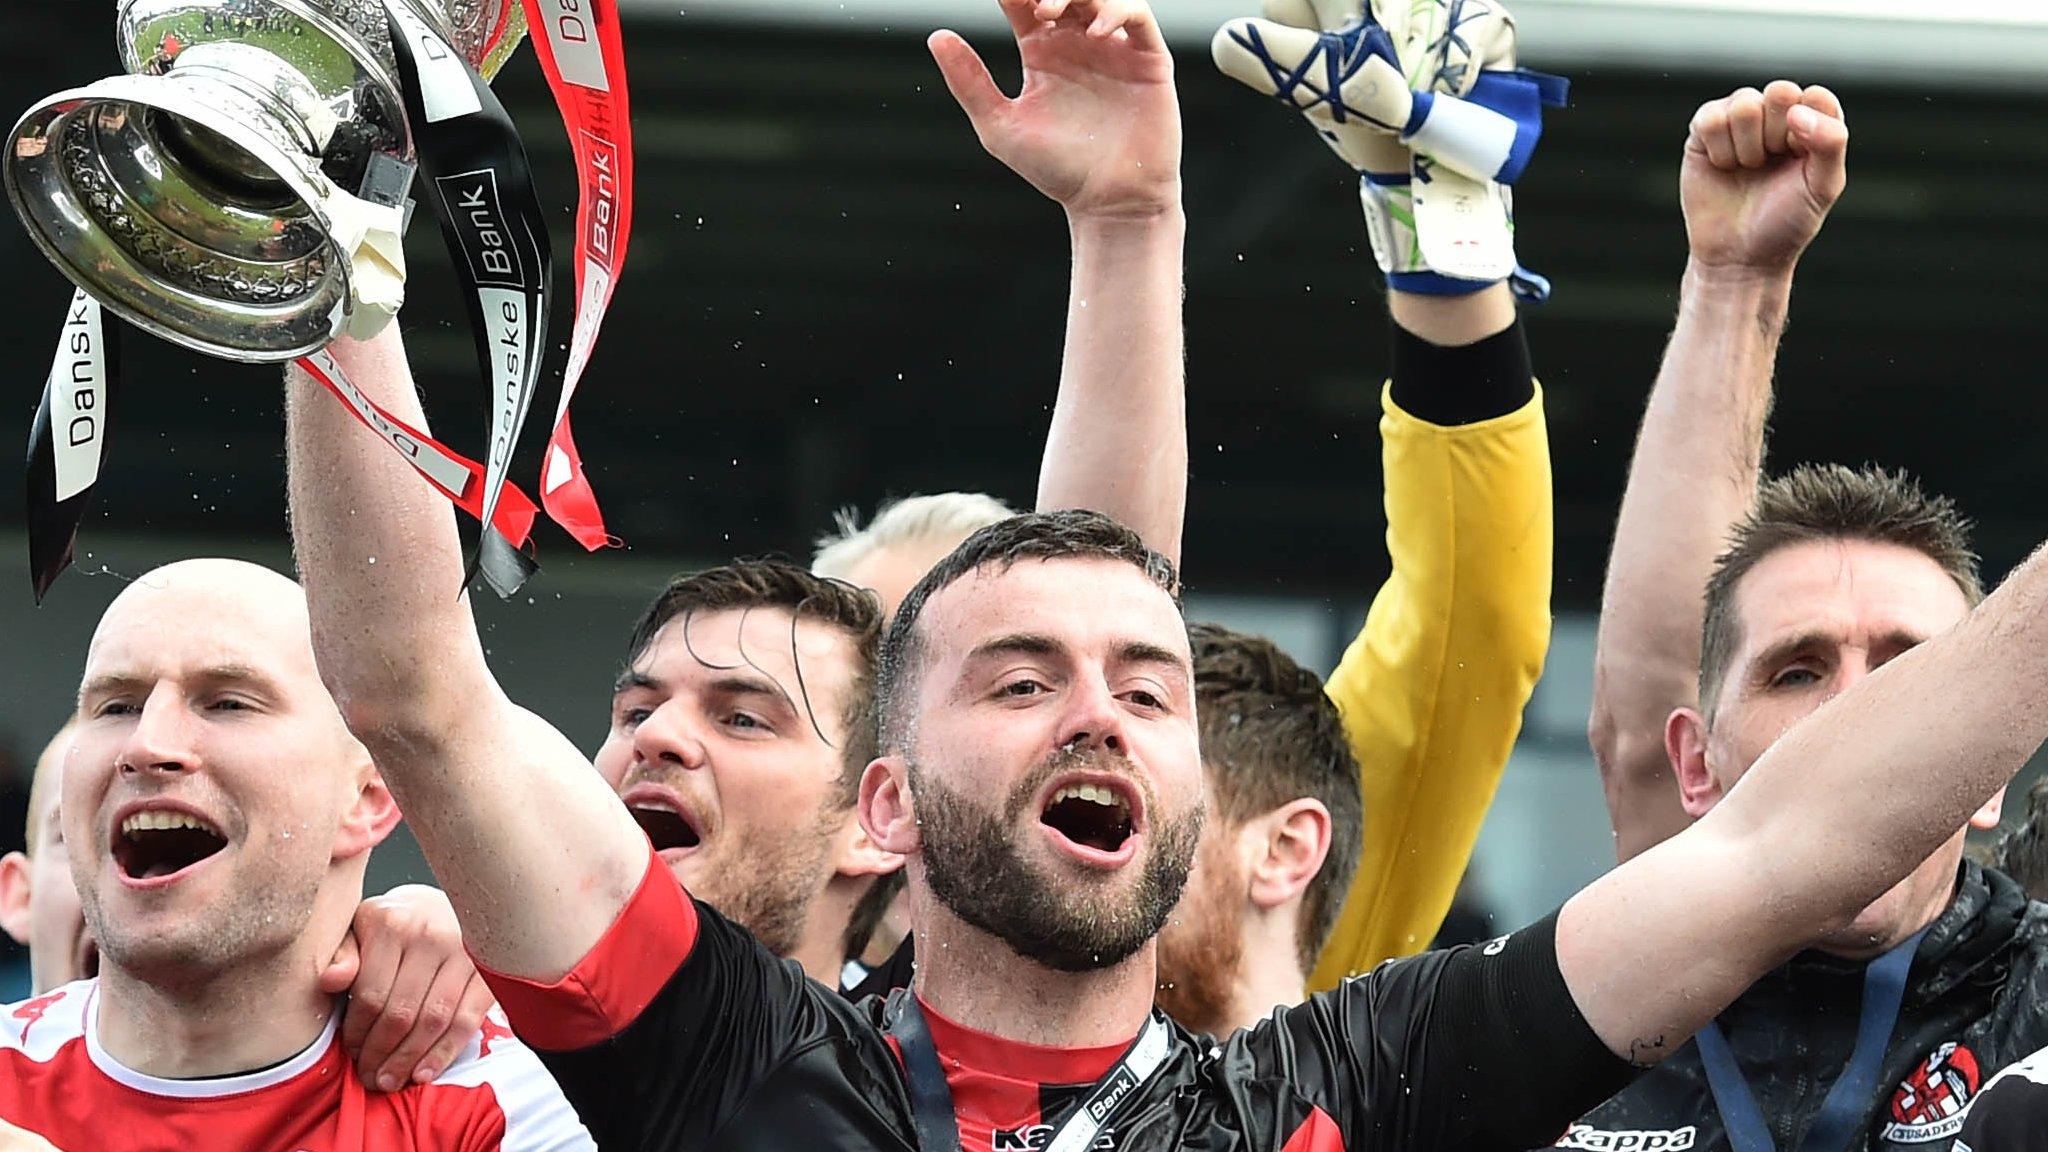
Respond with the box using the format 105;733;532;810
0;981;593;1152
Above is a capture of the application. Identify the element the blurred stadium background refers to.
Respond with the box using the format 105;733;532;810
2;0;2045;993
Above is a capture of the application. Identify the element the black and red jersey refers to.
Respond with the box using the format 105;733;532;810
481;850;1634;1152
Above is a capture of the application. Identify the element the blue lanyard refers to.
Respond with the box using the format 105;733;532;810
1694;928;1927;1152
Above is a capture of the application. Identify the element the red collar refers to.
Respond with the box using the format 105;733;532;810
916;995;1135;1084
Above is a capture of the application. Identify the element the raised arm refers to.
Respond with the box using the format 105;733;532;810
928;0;1187;562
1589;82;1846;861
1207;0;1553;979
1314;282;1551;982
1560;534;2048;1064
285;327;645;981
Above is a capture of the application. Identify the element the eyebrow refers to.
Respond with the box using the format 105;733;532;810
1750;628;1930;673
613;669;660;696
79;663;277;698
709;674;798;713
967;633;1061;664
79;672;149;702
611;670;797;711
964;634;1189;680
1112;640;1191;675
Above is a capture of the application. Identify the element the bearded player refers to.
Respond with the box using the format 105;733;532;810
830;0;1562;1023
346;0;1198;995
0;560;589;1149
294;0;2048;1145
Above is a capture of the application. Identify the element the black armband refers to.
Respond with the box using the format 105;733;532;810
1388;318;1535;426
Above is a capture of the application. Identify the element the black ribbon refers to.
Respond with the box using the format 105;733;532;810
385;1;551;598
25;289;120;603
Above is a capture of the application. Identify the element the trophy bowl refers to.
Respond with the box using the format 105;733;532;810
4;0;527;363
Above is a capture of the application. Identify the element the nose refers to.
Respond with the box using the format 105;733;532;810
630;700;710;772
1831;653;1876;699
1056;674;1128;757
118;684;197;778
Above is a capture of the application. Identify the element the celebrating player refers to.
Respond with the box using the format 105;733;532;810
1571;81;2048;1152
834;0;1561;1025
0;725;524;1093
291;6;2048;1150
0;560;590;1149
299;0;1197;998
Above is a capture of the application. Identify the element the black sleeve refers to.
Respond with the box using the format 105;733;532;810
1957;1061;2048;1152
515;896;848;1151
1256;912;1640;1152
1387;318;1536;427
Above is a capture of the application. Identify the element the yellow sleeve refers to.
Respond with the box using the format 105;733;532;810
1307;382;1554;991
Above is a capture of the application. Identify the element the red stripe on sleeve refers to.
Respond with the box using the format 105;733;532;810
477;849;697;1052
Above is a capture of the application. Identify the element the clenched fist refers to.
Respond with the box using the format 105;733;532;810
1682;81;1848;275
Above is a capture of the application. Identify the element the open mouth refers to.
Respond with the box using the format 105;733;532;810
630;802;702;853
112;810;227;881
1040;782;1136;855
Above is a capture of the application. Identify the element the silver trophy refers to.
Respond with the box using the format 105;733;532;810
4;0;528;362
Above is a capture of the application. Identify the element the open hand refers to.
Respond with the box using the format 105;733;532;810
320;884;498;1092
930;0;1181;220
1682;81;1848;275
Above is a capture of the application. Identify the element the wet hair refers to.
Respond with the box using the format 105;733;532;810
1699;464;1982;718
624;559;884;808
876;511;1181;753
1188;623;1361;969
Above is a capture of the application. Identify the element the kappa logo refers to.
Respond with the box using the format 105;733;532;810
1882;1041;1981;1143
991;1125;1116;1152
1554;1124;1697;1152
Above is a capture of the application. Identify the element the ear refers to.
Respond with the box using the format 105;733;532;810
0;852;33;947
859;757;919;857
1245;799;1332;912
335;763;403;862
832;805;907;880
1667;707;1724;819
1970;786;2007;832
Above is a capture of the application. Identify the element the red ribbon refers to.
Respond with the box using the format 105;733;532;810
296;349;540;548
522;0;633;551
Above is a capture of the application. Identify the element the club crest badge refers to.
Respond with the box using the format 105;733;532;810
1883;1041;1981;1143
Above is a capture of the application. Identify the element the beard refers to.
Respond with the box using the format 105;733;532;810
911;746;1202;973
682;803;844;959
1152;826;1247;1035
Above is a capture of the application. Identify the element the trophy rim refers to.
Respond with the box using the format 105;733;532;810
6;79;354;364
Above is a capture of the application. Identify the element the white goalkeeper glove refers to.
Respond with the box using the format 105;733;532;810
1213;0;1566;297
